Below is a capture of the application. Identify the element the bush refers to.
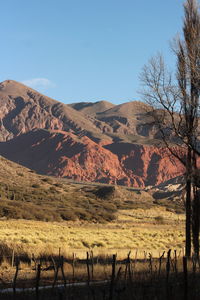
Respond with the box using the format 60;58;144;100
59;210;77;221
49;186;57;193
154;216;165;224
94;186;115;199
17;172;24;177
32;184;40;188
41;177;53;184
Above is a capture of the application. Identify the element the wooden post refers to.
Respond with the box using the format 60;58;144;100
90;250;94;280
166;249;171;283
52;264;59;289
60;256;67;287
13;259;19;297
166;249;171;300
109;254;116;300
86;252;90;286
124;251;131;281
36;264;41;300
11;250;15;268
158;251;165;277
183;256;188;300
51;256;56;274
149;253;152;275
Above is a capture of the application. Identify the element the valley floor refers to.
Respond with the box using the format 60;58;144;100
0;206;185;259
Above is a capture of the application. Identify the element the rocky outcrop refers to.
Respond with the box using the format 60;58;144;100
0;128;185;187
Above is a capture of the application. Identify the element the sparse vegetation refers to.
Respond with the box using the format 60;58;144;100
0;156;166;223
0;206;185;259
154;215;165;224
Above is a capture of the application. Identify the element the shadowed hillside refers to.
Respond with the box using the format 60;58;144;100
0;156;155;222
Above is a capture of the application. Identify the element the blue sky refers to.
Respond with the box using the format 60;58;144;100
1;0;184;104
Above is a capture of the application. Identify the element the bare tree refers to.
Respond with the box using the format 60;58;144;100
140;0;200;257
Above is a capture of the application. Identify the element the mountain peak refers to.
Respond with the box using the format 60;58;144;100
0;79;34;95
1;79;25;87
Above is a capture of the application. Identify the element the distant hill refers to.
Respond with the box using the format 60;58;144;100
0;80;186;187
69;100;115;115
0;156;154;221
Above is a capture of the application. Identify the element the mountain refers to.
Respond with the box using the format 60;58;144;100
69;100;115;115
0;80;186;187
0;80;110;142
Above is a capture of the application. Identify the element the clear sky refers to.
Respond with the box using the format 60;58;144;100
1;0;184;104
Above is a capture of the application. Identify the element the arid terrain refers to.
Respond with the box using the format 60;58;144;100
0;79;186;187
0;78;186;257
0;79;188;299
0;155;185;257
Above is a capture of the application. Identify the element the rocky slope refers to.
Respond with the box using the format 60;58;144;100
0;156;154;221
0;80;187;187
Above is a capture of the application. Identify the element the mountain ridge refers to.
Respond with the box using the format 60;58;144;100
0;79;187;187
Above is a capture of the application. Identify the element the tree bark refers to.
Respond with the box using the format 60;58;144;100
185;147;192;257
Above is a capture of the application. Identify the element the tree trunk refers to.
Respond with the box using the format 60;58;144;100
185;148;192;257
192;186;200;258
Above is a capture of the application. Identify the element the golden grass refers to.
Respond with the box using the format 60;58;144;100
0;206;185;259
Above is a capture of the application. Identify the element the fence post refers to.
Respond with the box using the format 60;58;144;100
11;250;15;268
158;251;165;277
124;251;131;281
52;259;60;289
86;251;90;286
166;249;171;283
149;253;152;275
166;249;171;300
13;258;19;297
60;256;67;287
109;254;116;300
51;256;56;274
90;250;94;280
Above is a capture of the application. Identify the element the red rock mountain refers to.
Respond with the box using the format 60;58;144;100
0;80;186;187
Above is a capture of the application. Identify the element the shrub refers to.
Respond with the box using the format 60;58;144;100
154;216;165;224
59;210;77;221
94;186;115;199
32;184;40;188
49;186;57;193
17;172;24;177
54;183;63;188
41;177;53;183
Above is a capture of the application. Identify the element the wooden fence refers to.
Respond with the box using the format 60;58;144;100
0;249;200;300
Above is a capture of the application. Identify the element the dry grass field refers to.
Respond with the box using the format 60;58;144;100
0;206;185;259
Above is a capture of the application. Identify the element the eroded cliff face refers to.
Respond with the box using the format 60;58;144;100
0;80;187;187
0;128;185;187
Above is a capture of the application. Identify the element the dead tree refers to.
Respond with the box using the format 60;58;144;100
140;0;200;257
